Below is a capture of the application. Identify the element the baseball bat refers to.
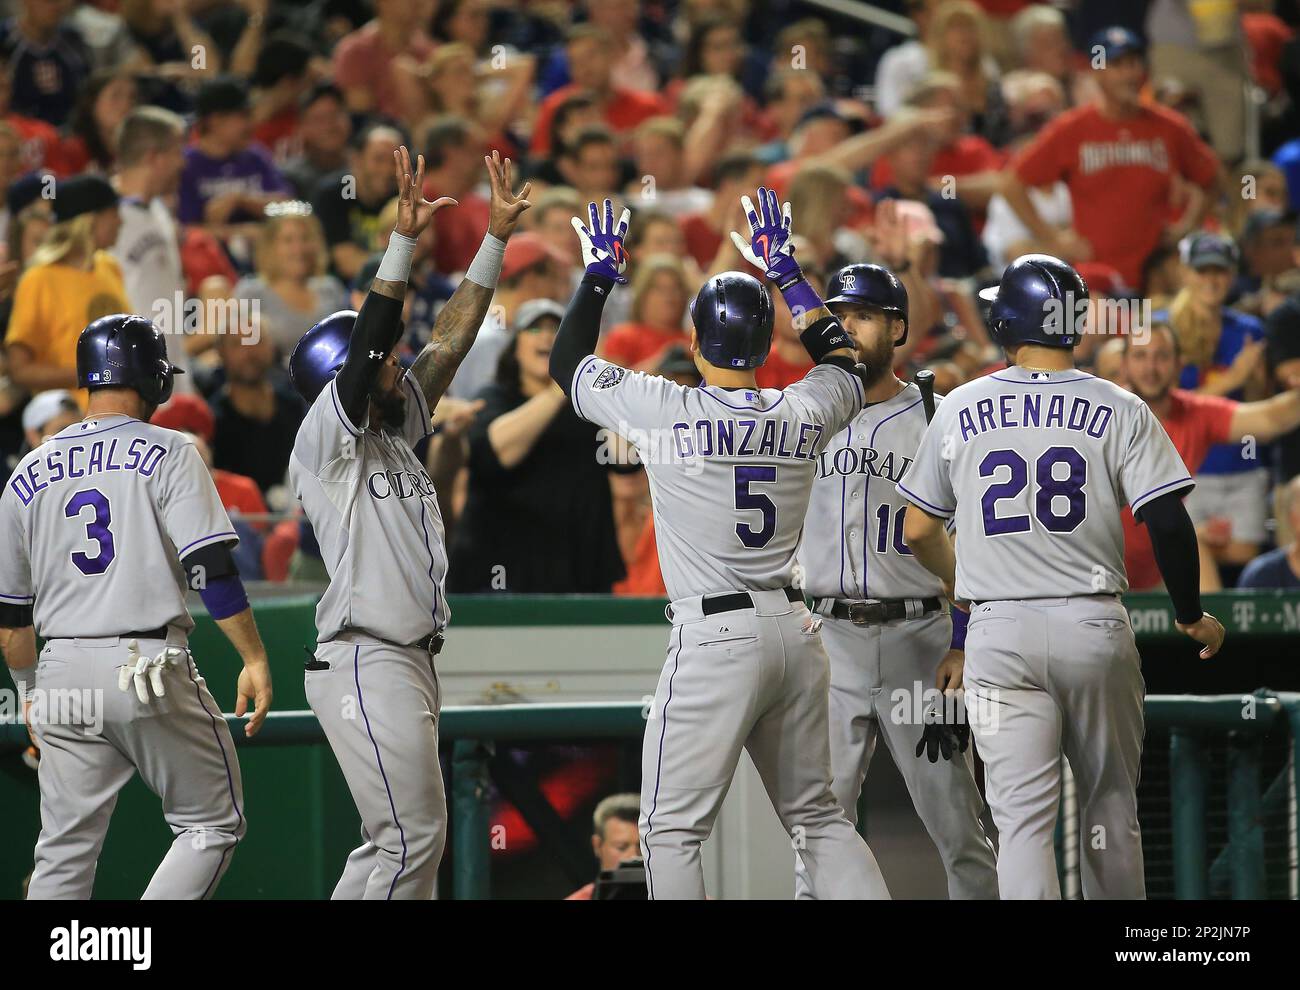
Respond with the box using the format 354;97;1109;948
915;369;936;423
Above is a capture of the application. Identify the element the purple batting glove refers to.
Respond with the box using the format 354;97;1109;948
571;198;631;284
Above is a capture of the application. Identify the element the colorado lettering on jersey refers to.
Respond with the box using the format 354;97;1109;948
673;417;824;461
9;438;167;507
366;468;437;500
817;445;913;484
957;393;1114;443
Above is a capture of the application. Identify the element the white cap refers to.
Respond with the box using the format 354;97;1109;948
22;390;78;435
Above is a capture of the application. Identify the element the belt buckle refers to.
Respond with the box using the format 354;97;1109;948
847;601;885;625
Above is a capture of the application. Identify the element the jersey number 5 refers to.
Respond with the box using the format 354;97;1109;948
980;446;1086;536
734;465;777;549
65;488;116;575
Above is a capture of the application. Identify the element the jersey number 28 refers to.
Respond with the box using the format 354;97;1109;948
980;446;1086;536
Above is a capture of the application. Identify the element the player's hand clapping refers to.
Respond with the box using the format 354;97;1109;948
1175;612;1226;660
729;186;803;288
485;149;533;240
572;198;631;284
393;146;459;240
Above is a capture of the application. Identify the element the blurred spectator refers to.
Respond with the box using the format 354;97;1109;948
1010;5;1075;97
565;793;643;900
209;315;307;497
1146;0;1249;164
626;116;711;217
0;53;63;174
430;0;494;54
60;68;138;175
0;0;92;127
602;255;691;369
755;288;816;390
112;105;191;388
21;387;79;448
178;76;290;235
668;13;765;130
924;359;965;396
556;125;624;208
1266;294;1300;541
529;89;603;186
0;189;54;335
1238;477;1300;589
1143;242;1186;302
623;209;699;286
1224;159;1291;239
186;429;267;580
925;1;1007;146
1093;337;1127;386
1235;208;1298;307
282;83;352;200
420;115;492;277
875;0;939;119
679;149;763;269
526;184;584;271
756;67;826;164
1003;27;1219;289
543;0;660;94
312;121;401;281
332;0;435;119
785;164;857;273
234;206;347;359
1163;234;1271;577
151;391;216;444
530;24;666;157
248;33;317;164
447;236;571;401
121;0;222;80
6;174;126;397
1120;322;1300;590
448;301;624;593
0;122;24;243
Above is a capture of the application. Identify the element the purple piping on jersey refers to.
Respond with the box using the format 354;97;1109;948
176;531;238;558
405;376;433;440
0;591;33;602
824;362;865;406
46;419;137;442
418;501;442;631
988;373;1093;385
897;483;954;517
643;624;683;901
184;653;243;899
330;382;363;437
864;397;925;597
571;355;599;422
698;387;785;413
838;423;853;599
1131;476;1194;511
354;644;409;899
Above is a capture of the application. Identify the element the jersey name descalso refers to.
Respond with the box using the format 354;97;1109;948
9;438;168;507
672;417;824;461
957;393;1115;443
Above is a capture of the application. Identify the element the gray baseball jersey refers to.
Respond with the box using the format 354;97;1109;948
289;374;442;645
799;381;946;601
570;356;865;599
0;415;236;637
897;366;1192;601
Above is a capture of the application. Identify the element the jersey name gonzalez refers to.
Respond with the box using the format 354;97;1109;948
954;391;1115;442
673;416;824;462
9;437;168;507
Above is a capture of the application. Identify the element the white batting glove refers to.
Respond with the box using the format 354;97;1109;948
571;199;631;283
118;640;186;702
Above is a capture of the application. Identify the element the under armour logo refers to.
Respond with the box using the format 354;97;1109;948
841;273;857;291
369;351;384;360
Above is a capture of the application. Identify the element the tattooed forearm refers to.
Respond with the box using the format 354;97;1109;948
410;277;496;407
370;277;407;301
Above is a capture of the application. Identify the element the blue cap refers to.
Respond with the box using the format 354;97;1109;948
1089;26;1145;63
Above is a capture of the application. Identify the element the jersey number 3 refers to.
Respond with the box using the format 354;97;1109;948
980;446;1086;536
734;465;777;548
65;488;116;575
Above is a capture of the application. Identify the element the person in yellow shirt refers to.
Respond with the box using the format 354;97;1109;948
5;175;129;404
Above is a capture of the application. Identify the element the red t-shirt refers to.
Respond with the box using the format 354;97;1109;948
8;113;67;174
679;212;722;269
332;21;436;121
755;344;814;389
869;135;1006;191
530;83;667;156
426;187;490;276
601;323;689;369
213;469;269;530
1243;13;1294;96
1122;389;1235;589
1011;103;1219;287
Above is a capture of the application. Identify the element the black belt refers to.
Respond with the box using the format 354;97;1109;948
815;597;943;625
701;587;802;616
330;629;444;655
127;625;170;640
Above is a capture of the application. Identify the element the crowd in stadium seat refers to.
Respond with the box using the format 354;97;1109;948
1;0;1299;594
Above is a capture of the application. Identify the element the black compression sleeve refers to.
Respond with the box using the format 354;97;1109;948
1136;490;1203;624
180;540;239;589
551;273;615;395
335;291;405;425
0;603;32;628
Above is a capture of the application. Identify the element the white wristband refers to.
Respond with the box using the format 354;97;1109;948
376;230;417;284
465;232;506;288
9;664;35;701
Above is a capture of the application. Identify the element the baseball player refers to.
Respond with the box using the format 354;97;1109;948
899;254;1226;899
793;263;998;900
549;190;888;900
288;148;530;899
0;314;273;900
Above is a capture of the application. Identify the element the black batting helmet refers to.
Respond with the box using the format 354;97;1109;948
824;264;910;343
76;314;182;407
690;271;775;370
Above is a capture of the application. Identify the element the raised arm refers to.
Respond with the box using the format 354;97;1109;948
409;151;533;408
